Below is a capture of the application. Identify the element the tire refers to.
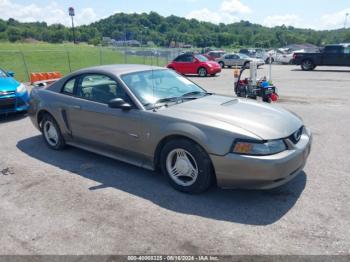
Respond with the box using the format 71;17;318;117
198;67;207;77
160;138;213;194
301;59;315;71
263;97;272;103
218;61;225;68
41;113;66;150
243;61;250;69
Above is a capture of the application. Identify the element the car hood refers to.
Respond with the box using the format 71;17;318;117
158;95;303;140
0;77;20;92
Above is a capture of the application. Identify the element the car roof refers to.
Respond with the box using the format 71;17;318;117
208;50;225;53
73;64;165;77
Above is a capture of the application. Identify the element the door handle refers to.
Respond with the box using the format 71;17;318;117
70;105;81;110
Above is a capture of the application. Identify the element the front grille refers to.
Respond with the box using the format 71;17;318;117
289;126;304;144
0;98;16;110
17;98;26;107
0;91;15;97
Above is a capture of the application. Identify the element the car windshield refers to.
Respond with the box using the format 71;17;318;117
0;69;7;78
121;69;207;109
195;55;209;62
238;53;250;59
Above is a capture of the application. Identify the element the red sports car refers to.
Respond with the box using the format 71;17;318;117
167;53;221;77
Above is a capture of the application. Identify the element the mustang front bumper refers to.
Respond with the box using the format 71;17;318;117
211;128;312;189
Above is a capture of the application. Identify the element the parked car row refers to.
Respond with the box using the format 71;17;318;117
167;51;267;77
201;48;303;65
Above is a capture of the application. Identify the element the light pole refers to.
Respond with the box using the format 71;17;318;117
140;26;148;47
68;7;76;44
345;13;349;29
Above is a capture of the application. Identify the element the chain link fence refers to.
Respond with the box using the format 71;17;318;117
0;46;188;82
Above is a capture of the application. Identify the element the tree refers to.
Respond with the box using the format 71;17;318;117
0;20;7;32
2;12;350;47
7;27;21;42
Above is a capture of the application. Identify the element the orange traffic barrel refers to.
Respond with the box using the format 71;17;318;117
30;73;40;84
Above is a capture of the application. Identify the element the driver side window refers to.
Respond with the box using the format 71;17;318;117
76;74;129;104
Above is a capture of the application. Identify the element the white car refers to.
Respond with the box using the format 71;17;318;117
265;49;295;64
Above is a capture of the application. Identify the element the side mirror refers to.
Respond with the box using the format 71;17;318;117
7;71;15;77
108;98;132;111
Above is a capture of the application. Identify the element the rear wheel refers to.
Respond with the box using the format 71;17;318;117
198;67;207;77
301;59;315;71
160;139;213;193
243;61;250;69
41;114;66;150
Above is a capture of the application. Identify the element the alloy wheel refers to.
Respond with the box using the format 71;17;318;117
166;149;199;187
43;120;59;147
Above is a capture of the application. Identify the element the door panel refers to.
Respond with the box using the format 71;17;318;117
323;47;343;65
61;73;147;165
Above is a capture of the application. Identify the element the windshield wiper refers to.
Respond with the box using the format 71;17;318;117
144;92;212;110
144;97;180;109
181;91;212;98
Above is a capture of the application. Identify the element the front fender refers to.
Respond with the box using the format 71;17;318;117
160;122;211;152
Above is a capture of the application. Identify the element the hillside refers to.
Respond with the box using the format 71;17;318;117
1;11;350;48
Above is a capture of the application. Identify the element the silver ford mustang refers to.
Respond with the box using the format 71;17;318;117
28;65;312;193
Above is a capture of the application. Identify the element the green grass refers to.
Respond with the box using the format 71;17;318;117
0;42;168;82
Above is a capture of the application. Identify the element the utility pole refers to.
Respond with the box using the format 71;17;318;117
345;13;349;29
140;26;148;47
69;7;76;44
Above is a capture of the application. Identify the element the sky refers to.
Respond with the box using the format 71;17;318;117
1;0;350;30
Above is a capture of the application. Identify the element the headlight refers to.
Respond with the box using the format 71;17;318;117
207;63;213;68
16;83;27;94
232;139;287;156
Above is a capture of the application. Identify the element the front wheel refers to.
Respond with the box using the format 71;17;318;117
160;139;213;193
198;67;207;77
219;61;225;68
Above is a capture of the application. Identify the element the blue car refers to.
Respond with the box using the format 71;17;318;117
0;68;30;114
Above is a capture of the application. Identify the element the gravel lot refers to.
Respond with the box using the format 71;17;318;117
0;65;349;255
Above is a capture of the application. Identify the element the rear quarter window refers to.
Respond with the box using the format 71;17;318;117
62;78;76;94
